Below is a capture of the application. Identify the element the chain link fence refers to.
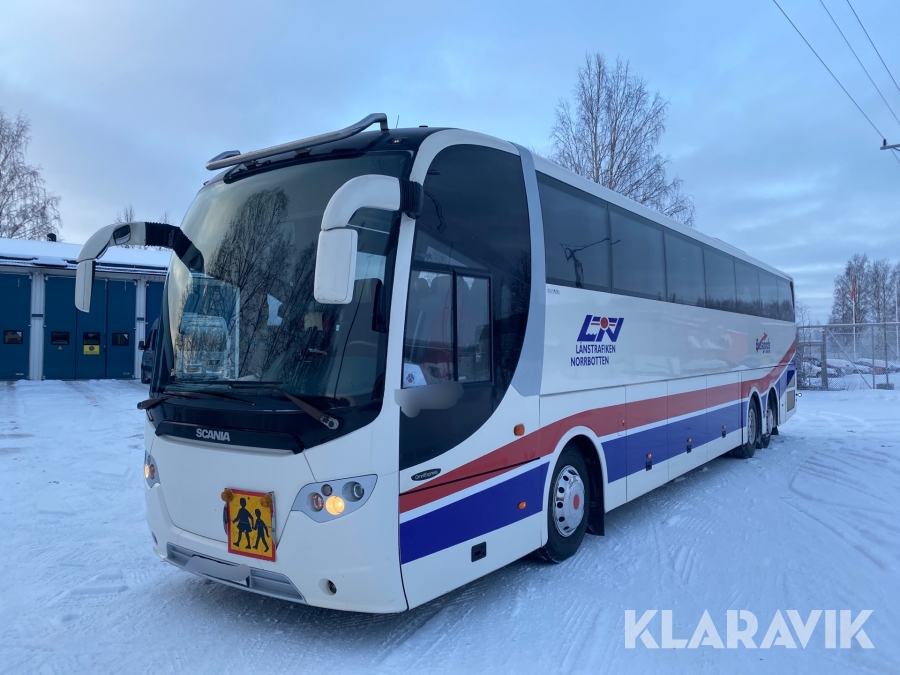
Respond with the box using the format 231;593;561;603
797;322;900;390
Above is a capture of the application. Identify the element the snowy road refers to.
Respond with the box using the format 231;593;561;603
1;380;897;674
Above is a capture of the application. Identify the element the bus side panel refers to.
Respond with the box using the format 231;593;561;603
398;388;543;610
399;459;546;610
625;382;668;501
666;377;709;480
706;372;743;458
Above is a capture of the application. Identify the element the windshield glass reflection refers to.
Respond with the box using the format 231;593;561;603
157;152;409;409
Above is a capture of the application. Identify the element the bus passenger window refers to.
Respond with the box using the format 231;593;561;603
777;276;795;322
403;272;454;387
456;276;490;383
610;206;666;301
538;173;611;291
735;260;761;316
703;248;737;312
758;270;779;320
664;231;705;306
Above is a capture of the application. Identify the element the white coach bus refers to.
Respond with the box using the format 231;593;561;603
74;114;797;613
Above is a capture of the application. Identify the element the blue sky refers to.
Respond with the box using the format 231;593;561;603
2;0;899;321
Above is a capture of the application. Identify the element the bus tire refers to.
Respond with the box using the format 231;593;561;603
730;399;759;459
536;446;590;563
760;395;775;449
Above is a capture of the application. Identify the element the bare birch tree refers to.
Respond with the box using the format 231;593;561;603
0;110;61;240
551;53;695;226
114;204;136;224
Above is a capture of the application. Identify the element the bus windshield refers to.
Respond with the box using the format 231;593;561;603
155;151;410;409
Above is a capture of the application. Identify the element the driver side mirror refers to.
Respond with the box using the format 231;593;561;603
313;174;422;305
75;221;148;313
314;228;358;304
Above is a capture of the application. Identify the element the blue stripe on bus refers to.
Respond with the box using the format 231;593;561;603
601;401;745;482
400;463;549;565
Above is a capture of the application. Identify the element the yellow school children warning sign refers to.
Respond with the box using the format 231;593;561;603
223;488;276;562
83;344;99;355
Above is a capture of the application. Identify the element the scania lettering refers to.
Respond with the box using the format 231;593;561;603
196;428;231;442
74;113;797;613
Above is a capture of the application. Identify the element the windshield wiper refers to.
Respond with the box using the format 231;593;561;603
190;380;340;430
137;390;255;411
272;387;341;431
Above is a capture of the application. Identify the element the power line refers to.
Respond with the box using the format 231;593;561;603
771;0;900;166
844;0;900;99
818;0;900;128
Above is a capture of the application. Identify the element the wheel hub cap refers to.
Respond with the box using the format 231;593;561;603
552;465;585;537
749;406;757;443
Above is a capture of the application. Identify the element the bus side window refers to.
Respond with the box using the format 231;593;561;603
664;230;705;306
704;247;737;312
735;259;761;316
403;272;455;386
538;173;611;292
759;270;779;320
776;276;795;322
456;275;490;383
610;206;666;301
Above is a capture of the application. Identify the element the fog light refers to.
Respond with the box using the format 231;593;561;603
325;495;345;515
343;481;365;502
309;493;324;512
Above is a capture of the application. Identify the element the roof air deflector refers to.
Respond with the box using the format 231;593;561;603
205;113;390;171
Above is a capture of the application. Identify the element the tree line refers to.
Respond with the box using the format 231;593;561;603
829;254;900;324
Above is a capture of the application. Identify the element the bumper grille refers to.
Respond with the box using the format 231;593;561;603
166;543;306;604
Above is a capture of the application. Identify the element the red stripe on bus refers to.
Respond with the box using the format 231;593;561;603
400;345;795;514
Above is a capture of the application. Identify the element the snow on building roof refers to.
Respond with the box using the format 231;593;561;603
0;236;170;275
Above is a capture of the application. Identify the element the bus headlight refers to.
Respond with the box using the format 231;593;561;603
144;452;160;488
292;475;377;522
325;495;345;515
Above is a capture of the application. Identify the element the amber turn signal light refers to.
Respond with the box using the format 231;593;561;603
221;489;234;502
646;453;652;459
517;501;527;510
514;424;525;436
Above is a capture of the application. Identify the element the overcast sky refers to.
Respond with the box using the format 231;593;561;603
2;0;899;321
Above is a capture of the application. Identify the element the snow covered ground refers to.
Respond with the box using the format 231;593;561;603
1;380;897;674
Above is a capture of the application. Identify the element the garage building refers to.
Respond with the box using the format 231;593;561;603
0;236;169;381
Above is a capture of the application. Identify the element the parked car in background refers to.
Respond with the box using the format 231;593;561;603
827;359;866;376
854;359;898;375
855;360;882;375
139;319;158;384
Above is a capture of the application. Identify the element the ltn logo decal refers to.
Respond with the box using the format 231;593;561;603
578;315;624;343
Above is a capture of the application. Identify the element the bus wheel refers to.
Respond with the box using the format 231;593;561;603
536;447;590;563
760;400;774;449
730;400;759;459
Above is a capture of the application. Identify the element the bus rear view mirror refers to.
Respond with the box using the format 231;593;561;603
75;260;96;313
313;174;423;305
314;229;358;304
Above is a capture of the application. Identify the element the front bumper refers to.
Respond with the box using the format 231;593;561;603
145;478;407;613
